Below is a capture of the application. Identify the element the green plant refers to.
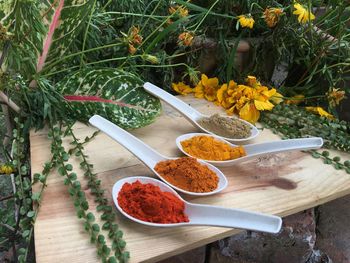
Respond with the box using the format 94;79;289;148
261;104;350;152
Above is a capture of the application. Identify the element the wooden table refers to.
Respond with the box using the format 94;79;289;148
31;97;350;263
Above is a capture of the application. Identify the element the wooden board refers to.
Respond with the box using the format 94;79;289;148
31;96;350;263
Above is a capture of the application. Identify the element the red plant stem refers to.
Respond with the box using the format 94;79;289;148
64;95;147;111
36;0;64;73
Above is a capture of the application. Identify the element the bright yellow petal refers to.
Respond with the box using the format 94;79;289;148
207;77;219;87
194;84;204;98
239;102;260;123
201;74;208;86
305;106;334;119
205;94;217;102
254;99;274;111
270;92;283;104
261;88;277;98
217;84;227;103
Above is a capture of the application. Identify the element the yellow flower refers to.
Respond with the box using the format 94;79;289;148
306;106;334;119
237;14;255;29
245;75;260;88
172;82;193;95
263;8;284;28
239;102;260;123
178;32;194;47
327;88;346;108
270;92;284;104
124;25;143;54
142;54;159;64
129;26;143;45
128;44;137;55
0;164;14;175
217;80;237;109
169;5;189;18
254;99;274;111
293;3;315;24
285;94;305;105
194;74;219;101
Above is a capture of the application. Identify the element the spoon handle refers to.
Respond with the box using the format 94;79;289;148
89;115;165;168
144;82;203;122
244;137;323;157
188;203;282;233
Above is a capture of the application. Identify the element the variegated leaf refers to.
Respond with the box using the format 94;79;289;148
42;0;94;69
3;1;47;79
56;68;162;129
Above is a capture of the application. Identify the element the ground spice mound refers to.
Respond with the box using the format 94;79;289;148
181;135;246;161
154;157;219;193
117;180;189;224
198;113;251;139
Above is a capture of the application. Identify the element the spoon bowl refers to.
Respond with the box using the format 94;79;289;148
113;176;282;233
176;133;324;167
89;115;228;196
143;82;259;143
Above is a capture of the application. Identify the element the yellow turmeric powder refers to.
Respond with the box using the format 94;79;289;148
180;135;246;161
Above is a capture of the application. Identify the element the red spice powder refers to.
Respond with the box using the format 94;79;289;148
117;180;189;224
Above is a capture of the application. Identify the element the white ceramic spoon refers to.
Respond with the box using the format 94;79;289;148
176;133;324;167
89;115;228;196
143;82;259;143
113;176;282;233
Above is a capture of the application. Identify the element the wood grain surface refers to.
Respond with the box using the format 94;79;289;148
31;96;350;263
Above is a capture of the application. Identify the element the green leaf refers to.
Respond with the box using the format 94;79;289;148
56;69;161;129
39;174;46;183
92;223;100;232
68;187;76;196
18;248;26;255
62;153;70;161
98;234;105;244
108;256;117;263
77;209;84;218
69;172;77;180
73;181;81;190
322;151;330;157
64;178;70;185
102;245;111;256
18;255;25;263
65;164;73;171
31;192;41;201
20;206;27;215
27;211;35;218
81;200;89;210
42;0;95;71
87;212;95;222
58;167;66;176
118;240;126;249
102;222;110;230
33;173;41;182
84;222;90;232
121;251;130;261
22;230;30;238
333;156;341;162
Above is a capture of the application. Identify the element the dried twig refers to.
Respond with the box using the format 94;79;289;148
0;194;14;202
0;92;20;113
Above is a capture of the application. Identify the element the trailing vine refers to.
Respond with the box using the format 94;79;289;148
261;104;350;152
310;150;350;174
49;123;128;263
67;128;129;261
260;104;350;173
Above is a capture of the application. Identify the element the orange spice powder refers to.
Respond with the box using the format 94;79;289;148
154;157;218;193
181;135;246;161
